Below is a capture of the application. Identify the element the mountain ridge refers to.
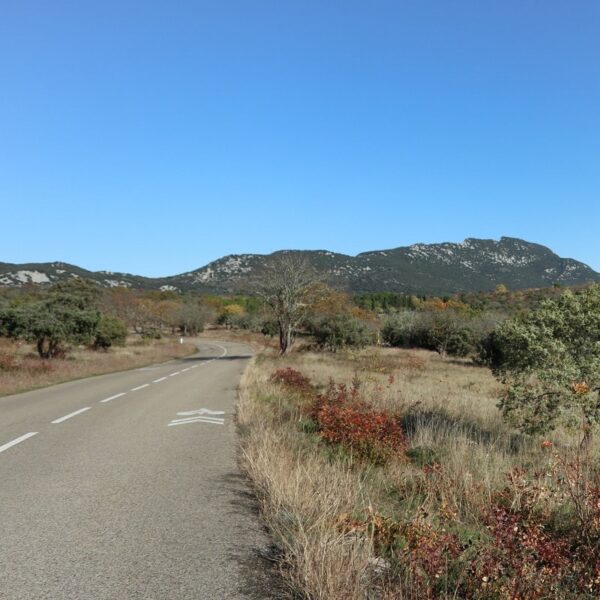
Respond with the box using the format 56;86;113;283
1;237;599;295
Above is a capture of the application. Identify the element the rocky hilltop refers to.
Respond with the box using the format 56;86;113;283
2;237;598;295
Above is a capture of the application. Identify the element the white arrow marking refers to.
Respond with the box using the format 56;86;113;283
168;417;224;427
176;408;225;417
170;415;224;424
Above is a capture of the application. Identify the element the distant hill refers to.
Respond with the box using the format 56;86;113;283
1;237;599;295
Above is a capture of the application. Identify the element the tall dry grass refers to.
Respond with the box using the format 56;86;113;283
238;347;595;599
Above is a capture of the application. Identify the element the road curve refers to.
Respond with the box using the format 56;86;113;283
0;340;278;600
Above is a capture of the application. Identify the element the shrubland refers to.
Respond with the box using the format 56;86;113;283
0;279;206;394
238;284;600;599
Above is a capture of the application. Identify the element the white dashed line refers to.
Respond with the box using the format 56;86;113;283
100;392;126;403
180;368;190;372
0;432;38;454
131;384;149;391
153;377;167;383
52;407;91;424
169;372;180;377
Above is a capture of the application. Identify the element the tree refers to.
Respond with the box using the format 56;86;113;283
49;277;102;308
94;314;128;350
259;255;319;355
0;278;105;358
0;302;99;358
217;303;246;329
490;285;600;447
176;301;212;336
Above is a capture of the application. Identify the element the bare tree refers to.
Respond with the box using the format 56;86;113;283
259;254;318;355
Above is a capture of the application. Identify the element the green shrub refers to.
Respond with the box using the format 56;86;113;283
310;315;373;352
489;285;600;440
141;327;161;340
94;315;128;350
0;302;99;359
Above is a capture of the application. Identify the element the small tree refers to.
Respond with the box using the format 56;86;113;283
490;285;600;447
94;314;128;350
0;279;104;358
310;315;373;352
381;312;416;347
0;302;100;358
259;255;318;355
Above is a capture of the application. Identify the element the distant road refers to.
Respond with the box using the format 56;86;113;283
0;341;277;599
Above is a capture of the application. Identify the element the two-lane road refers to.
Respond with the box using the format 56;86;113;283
0;341;276;599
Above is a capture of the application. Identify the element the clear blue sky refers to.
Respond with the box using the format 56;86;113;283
1;1;598;276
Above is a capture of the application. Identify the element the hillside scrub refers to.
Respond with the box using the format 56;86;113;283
0;280;217;357
238;346;600;599
0;337;196;397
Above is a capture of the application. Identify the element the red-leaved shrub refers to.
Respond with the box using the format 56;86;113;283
0;353;19;371
401;516;462;599
270;367;313;395
466;466;600;598
311;380;407;463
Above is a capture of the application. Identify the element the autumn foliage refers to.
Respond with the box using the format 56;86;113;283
269;367;314;395
310;380;407;463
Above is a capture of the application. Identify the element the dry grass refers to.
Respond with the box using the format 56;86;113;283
0;336;197;397
237;346;594;599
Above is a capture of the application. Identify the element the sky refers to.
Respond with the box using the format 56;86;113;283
1;1;598;276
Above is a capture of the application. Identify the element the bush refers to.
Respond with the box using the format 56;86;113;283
383;310;482;357
381;312;416;347
270;367;313;395
94;315;128;350
260;319;279;338
0;302;100;358
141;327;161;340
310;380;407;463
488;285;600;440
464;465;600;599
309;315;374;352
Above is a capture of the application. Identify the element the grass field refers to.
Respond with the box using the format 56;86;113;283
0;337;197;397
238;346;600;599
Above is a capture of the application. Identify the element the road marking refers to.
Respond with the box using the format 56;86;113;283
0;432;38;454
52;407;91;424
169;372;180;377
168;407;226;427
100;392;126;403
131;384;149;391
153;377;167;383
171;415;225;423
180;367;190;372
177;409;225;417
168;417;224;427
171;415;225;424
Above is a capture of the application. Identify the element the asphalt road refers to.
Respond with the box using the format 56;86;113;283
0;340;278;600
